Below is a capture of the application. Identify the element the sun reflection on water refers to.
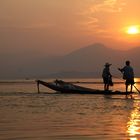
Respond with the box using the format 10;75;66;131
127;102;140;139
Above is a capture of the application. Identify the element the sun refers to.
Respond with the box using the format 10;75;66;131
126;25;140;35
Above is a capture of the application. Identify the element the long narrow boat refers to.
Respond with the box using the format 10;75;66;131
36;79;133;95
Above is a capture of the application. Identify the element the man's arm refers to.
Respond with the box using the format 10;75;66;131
118;68;123;72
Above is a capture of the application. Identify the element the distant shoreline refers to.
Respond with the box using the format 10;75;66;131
0;79;140;84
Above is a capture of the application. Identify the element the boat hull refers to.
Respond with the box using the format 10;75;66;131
36;80;133;95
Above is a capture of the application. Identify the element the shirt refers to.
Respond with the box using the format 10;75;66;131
121;65;134;79
102;67;111;78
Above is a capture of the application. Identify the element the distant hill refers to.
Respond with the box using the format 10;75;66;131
0;43;140;79
46;43;140;78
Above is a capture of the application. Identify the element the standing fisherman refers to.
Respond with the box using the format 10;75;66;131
118;60;134;98
102;63;113;91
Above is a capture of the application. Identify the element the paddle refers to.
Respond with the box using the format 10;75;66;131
133;85;140;94
36;80;40;93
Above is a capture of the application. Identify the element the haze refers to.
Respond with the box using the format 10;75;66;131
0;0;140;79
0;0;140;55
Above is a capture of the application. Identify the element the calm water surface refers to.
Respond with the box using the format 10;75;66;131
0;78;140;140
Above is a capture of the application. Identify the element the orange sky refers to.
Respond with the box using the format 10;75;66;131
0;0;140;55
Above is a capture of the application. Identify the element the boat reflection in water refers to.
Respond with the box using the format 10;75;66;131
127;101;140;139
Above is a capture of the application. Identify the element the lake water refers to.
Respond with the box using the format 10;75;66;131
0;78;140;140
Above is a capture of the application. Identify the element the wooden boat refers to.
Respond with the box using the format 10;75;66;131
36;79;133;95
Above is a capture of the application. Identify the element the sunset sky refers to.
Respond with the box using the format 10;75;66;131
0;0;140;55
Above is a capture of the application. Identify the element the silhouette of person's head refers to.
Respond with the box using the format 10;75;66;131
126;60;130;66
105;62;112;67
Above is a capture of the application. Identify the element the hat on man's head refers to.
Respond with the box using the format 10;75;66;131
105;62;112;67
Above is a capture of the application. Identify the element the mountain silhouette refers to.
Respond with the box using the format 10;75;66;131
47;43;140;78
0;43;140;79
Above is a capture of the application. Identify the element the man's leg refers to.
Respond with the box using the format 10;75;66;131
126;84;128;98
104;84;107;90
129;84;134;99
107;84;109;90
130;84;133;92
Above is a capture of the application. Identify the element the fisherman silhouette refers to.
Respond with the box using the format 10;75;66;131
118;60;134;98
102;62;113;91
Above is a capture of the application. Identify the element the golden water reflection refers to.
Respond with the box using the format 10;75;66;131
127;101;140;139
